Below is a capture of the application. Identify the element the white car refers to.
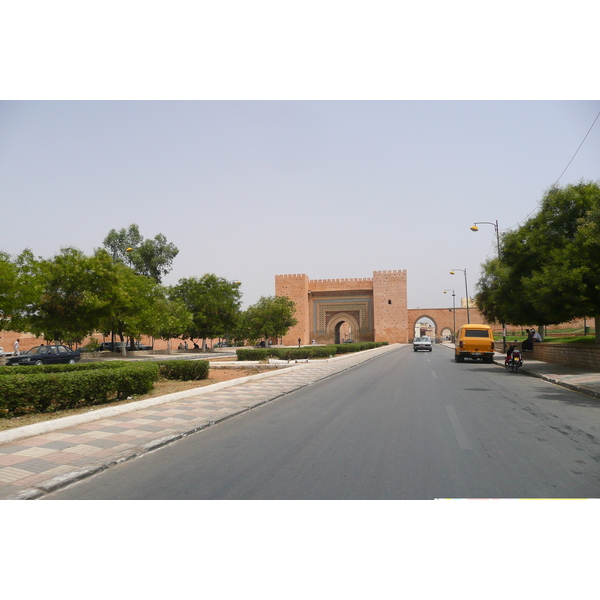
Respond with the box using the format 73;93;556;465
413;336;433;352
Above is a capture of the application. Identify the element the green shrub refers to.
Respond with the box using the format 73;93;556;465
0;361;130;376
236;342;387;361
0;362;159;418
237;349;268;361
158;360;210;381
273;347;337;360
333;342;387;354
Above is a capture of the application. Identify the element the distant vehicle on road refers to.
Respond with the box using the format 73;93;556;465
5;344;81;366
413;337;433;352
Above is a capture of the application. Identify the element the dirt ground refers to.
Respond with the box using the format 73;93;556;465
0;365;276;432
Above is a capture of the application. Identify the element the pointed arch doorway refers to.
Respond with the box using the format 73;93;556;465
327;313;361;344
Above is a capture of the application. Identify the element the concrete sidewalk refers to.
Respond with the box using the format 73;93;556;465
440;342;600;400
0;344;399;500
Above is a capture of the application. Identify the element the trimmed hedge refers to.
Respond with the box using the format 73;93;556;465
0;362;160;418
333;342;388;354
158;360;209;381
236;348;269;361
0;361;131;376
236;342;388;361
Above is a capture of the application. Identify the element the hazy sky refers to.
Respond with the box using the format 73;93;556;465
1;100;598;309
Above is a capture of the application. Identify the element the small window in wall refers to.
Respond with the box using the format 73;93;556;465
388;300;392;304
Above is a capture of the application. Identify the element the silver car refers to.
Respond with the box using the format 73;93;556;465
413;336;433;352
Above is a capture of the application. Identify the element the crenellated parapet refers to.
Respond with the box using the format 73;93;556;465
310;277;373;284
309;277;374;292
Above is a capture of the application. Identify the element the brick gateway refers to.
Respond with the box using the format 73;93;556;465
275;271;489;346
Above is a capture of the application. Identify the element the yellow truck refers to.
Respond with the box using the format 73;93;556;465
455;324;495;363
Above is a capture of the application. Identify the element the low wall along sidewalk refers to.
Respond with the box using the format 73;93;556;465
533;343;600;372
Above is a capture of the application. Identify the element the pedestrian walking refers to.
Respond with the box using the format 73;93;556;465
13;339;20;355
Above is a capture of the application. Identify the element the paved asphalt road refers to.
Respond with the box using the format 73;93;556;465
46;345;600;499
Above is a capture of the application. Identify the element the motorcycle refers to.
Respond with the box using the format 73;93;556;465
505;344;523;373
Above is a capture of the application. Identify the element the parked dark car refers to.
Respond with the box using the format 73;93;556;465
99;342;121;352
6;345;81;366
134;342;153;350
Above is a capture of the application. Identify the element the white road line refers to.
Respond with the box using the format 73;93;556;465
431;371;438;379
445;406;473;450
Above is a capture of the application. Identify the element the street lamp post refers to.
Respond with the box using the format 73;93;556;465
443;289;456;340
450;269;470;324
471;220;506;352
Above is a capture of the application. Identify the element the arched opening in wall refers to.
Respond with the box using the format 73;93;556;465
327;313;360;345
441;327;452;341
413;316;437;342
334;321;349;344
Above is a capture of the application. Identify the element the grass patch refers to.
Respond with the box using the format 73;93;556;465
541;336;598;345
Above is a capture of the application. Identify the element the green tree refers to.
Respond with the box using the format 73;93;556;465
143;292;193;349
10;248;117;344
171;275;242;349
98;260;170;350
243;296;298;344
0;252;20;332
103;224;179;283
475;181;600;342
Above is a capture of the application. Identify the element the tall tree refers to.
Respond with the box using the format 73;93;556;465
243;296;298;344
14;248;116;343
475;181;600;342
103;224;179;283
148;295;194;349
0;252;20;332
97;259;169;348
171;275;242;349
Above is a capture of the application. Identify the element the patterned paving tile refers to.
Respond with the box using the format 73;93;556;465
12;447;56;458
0;454;33;466
62;445;103;456
11;458;61;474
0;467;36;484
97;425;130;433
40;440;80;451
